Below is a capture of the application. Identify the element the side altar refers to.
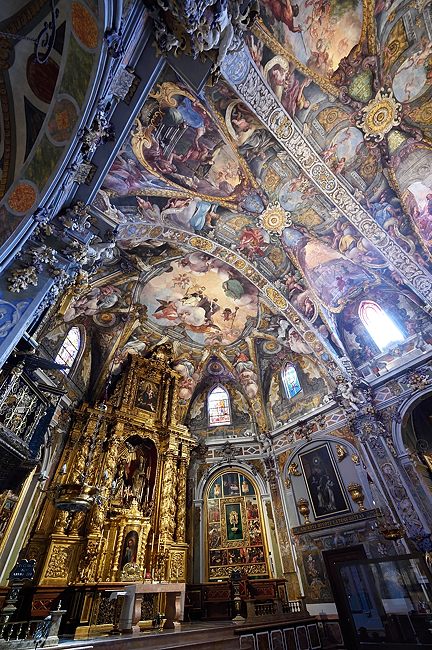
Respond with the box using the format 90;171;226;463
24;344;193;634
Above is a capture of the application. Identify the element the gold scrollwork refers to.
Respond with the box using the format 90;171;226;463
265;286;288;310
189;236;215;252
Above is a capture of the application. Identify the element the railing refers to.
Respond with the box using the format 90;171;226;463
0;619;45;641
254;602;277;617
246;597;308;624
0;609;64;648
284;600;303;614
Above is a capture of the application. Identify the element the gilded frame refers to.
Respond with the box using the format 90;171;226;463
298;443;350;520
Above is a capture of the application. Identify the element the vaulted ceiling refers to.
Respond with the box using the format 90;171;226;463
0;0;105;250
44;0;432;431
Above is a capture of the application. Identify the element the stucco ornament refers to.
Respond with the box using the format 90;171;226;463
334;376;369;412
258;201;291;235
30;244;57;269
147;0;257;70
8;266;39;293
356;88;402;143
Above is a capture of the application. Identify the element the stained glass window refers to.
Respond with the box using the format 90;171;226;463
55;327;81;374
281;363;302;399
358;300;404;352
208;385;231;426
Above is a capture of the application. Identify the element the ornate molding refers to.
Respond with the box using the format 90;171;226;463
292;508;378;535
220;47;432;307
356;88;402;142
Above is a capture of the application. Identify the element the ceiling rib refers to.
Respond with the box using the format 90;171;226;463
220;46;432;309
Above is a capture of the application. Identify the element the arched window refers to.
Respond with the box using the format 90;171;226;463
208;385;231;426
55;327;81;374
358;300;404;352
281;363;302;399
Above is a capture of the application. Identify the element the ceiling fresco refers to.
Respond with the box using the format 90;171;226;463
259;0;364;76
139;254;259;347
43;0;432;430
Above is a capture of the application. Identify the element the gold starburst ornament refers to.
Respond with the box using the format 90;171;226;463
356;88;402;143
258;201;291;235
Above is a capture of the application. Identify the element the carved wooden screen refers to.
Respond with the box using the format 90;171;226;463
205;470;269;581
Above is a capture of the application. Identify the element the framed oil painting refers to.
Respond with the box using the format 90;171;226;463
224;502;244;541
135;379;158;413
298;443;350;519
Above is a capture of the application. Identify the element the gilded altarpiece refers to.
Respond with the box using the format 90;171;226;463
28;345;192;589
206;471;269;580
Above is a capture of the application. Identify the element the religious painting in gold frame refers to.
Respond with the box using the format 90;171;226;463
298;443;350;520
205;470;269;581
134;378;159;414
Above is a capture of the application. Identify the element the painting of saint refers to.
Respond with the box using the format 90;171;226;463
266;58;311;116
208;523;221;547
208;502;221;523
223;473;240;497
135;380;158;412
139;254;258;347
392;36;432;103
114;441;156;507
225;503;244;541
103;147;168;194
281;225;374;311
209;477;222;499
299;444;350;519
63;285;122;323
210;550;224;566
406;181;432;252
241;475;255;495
302;550;333;601
121;530;138;568
259;0;363;76
249;520;263;546
246;500;259;519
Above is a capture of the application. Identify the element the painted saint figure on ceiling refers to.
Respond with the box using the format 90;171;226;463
281;225;374;312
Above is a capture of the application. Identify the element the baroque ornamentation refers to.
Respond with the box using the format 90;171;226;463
7;266;39;293
221;47;432;307
356;88;402;143
45;546;72;579
284;461;302;488
146;0;257;71
258;201;291;235
79;107;115;156
335;444;348;462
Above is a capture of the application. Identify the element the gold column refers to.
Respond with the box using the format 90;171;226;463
175;458;187;543
159;451;176;541
111;525;125;581
88;437;119;535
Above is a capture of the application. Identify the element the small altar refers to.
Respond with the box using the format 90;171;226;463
121;582;186;632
